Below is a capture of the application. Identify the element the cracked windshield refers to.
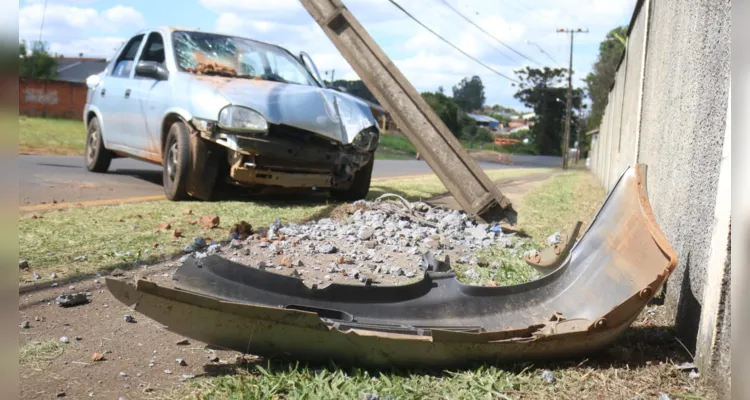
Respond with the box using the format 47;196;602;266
172;31;318;86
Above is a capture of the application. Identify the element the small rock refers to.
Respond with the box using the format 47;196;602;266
50;272;57;279
316;244;337;254
546;232;562;246
292;259;304;267
158;222;172;230
33;272;40;280
60;336;69;343
20;321;29;329
230;239;243;249
56;292;90;307
193;237;207;249
181;374;195;381
404;271;416;278
176;358;187;366
208;354;219;362
175;339;190;345
540;370;555;384
674;361;697;371
19;259;29;269
119;371;128;377
56;391;66;397
182;209;193;215
658;393;671;400
464;268;480;280
124;314;136;323
91;352;105;361
172;229;183;238
364;240;377;249
164;369;173;374
358;227;374;240
200;215;220;229
689;370;700;379
207;244;222;255
111;268;125;277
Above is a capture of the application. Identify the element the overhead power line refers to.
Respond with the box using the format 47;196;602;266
436;0;541;66
387;0;519;83
526;40;561;66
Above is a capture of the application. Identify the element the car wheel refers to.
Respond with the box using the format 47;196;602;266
162;120;191;201
330;155;374;202
84;117;112;173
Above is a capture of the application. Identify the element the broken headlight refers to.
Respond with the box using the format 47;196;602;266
351;127;379;152
218;106;268;133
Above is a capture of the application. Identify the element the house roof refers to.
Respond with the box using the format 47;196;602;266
56;58;108;82
467;113;499;123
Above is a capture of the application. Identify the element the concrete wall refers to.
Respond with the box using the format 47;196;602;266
19;78;87;120
588;0;730;395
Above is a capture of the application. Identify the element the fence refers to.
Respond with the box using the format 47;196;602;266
19;78;87;120
588;0;730;396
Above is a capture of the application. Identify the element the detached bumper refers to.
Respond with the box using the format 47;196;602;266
107;164;676;367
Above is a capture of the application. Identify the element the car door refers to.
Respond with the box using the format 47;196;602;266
132;31;170;161
99;33;148;153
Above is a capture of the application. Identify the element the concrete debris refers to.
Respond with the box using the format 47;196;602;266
60;336;69;343
176;358;187;366
55;292;90;307
546;232;563;246
119;371;128;377
540;370;555;384
164;369;172;374
21;321;29;329
124;314;136;323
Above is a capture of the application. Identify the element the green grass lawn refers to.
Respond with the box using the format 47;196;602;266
19;168;550;283
19;116;85;155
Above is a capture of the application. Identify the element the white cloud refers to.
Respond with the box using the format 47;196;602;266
101;5;146;32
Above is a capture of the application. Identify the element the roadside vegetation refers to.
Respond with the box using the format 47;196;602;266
19;116;85;155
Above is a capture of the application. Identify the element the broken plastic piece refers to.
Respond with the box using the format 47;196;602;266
107;165;676;367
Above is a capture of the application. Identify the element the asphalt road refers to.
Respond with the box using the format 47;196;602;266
19;155;560;207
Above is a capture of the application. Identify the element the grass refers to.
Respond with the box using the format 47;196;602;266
171;323;713;400
374;151;414;160
19;116;85;155
19;340;65;368
18;168;550;283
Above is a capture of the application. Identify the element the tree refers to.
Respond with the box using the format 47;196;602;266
19;41;59;79
452;76;485;112
583;26;627;129
421;91;461;134
513;67;583;155
324;79;379;104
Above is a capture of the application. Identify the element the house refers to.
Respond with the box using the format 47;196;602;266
467;113;500;130
55;57;108;82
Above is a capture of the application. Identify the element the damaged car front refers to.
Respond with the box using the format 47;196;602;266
171;29;381;200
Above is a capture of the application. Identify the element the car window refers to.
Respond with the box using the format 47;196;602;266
112;34;144;78
172;31;319;86
139;32;166;65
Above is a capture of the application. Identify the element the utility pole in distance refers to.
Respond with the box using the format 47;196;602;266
557;28;588;170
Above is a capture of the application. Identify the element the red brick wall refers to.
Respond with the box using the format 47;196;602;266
19;78;87;120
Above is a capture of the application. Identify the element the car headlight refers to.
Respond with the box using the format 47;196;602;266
351;127;379;151
218;106;268;132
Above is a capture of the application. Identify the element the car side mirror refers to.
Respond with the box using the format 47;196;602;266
85;74;101;89
135;61;169;80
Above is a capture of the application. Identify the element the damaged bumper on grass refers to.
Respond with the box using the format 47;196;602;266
107;164;676;367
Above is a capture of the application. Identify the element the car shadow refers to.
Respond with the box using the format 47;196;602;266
108;169;164;186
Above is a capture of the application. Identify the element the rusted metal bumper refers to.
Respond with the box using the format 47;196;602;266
107;164;676;367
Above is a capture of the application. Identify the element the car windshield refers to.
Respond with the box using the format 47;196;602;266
172;31;319;86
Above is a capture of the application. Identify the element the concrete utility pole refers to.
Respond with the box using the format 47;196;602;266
557;28;588;170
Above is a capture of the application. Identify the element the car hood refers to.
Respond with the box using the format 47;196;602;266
191;76;378;144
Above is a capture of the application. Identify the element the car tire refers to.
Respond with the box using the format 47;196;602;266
84;117;113;173
330;155;374;202
162;120;191;201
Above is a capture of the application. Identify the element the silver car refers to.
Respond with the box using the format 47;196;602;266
83;27;381;201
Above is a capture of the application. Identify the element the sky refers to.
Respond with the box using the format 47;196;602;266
18;0;636;111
